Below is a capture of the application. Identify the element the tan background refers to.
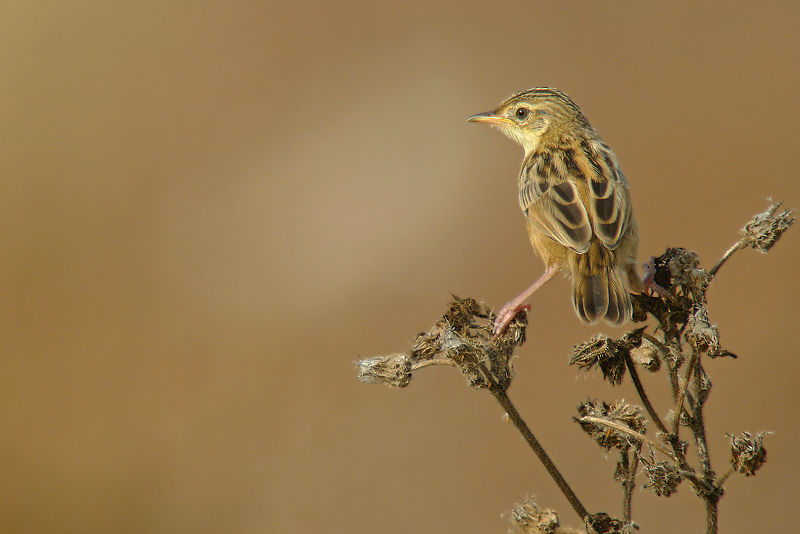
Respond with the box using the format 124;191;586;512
1;2;798;533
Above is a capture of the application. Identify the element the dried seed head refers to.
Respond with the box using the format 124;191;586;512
410;330;441;361
356;354;412;387
442;295;485;334
686;307;715;347
576;400;646;450
641;455;682;497
685;307;736;358
668;248;701;282
407;296;527;390
730;431;769;476
569;335;626;385
648;248;704;294
629;337;660;371
585;513;625;534
510;499;562;534
741;200;796;253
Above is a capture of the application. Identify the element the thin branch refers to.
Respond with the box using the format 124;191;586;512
579;416;676;459
673;350;699;435
623;351;669;435
642;332;681;400
622;444;641;524
716;467;735;487
482;362;589;521
708;238;746;277
705;494;719;534
691;362;714;479
410;358;457;370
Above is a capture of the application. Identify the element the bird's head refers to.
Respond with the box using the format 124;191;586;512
468;87;591;155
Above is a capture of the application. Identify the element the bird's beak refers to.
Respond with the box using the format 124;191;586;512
467;111;513;125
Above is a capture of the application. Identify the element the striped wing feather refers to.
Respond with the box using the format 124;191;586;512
583;141;632;250
519;150;592;254
519;141;631;253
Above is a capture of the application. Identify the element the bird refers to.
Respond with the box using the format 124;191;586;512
468;87;642;336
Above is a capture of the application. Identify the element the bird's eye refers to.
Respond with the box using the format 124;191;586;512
515;107;529;119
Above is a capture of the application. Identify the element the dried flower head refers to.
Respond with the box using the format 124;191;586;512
629;337;660;372
641;454;682;497
644;248;703;295
576;400;647;450
569;335;626;385
510;499;561;534
407;296;527;389
741;200;796;253
666;248;702;288
686;307;736;358
585;513;625;534
569;329;645;385
356;354;412;387
730;431;769;476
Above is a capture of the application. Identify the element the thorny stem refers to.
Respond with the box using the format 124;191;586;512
410;358;456;370
621;444;641;524
691;362;713;479
688;358;721;534
579;416;675;459
672;350;699;435
642;332;682;400
708;238;747;277
480;363;589;521
717;467;735;486
623;352;669;435
621;448;632;524
706;495;719;534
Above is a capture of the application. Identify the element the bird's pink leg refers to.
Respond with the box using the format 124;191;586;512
641;256;670;298
492;264;560;339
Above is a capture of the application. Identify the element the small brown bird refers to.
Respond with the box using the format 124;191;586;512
469;87;642;335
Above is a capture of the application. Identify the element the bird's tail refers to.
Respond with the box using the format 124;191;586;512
572;241;632;325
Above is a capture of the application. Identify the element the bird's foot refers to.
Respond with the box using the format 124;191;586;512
491;302;531;341
641;256;670;298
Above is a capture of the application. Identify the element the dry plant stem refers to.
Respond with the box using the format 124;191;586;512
717;467;735;486
621;445;641;524
672;350;699;435
641;332;681;400
621;449;632;524
579;416;675;459
705;496;719;534
708;238;746;277
480;363;589;521
410;358;456;370
623;352;669;435
691;362;713;479
689;359;720;534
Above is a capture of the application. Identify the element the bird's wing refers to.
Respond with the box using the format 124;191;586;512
519;149;593;254
582;141;632;250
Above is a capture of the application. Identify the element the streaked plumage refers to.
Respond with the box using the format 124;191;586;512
469;88;641;334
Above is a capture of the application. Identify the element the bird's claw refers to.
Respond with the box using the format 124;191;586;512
642;256;670;298
491;303;531;341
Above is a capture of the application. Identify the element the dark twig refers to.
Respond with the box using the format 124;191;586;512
705;494;720;534
480;363;588;520
621;444;641;524
691;362;713;479
623;351;669;435
672;350;699;435
641;331;682;400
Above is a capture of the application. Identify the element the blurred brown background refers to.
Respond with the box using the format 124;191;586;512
1;1;798;533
